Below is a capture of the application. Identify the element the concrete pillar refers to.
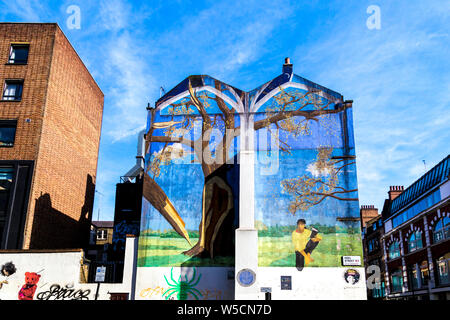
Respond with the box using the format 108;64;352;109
235;112;259;300
382;238;391;297
423;215;436;295
123;235;138;300
399;230;408;293
415;263;422;288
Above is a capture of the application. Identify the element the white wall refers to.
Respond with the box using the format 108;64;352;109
135;267;235;300
0;236;137;300
256;267;367;300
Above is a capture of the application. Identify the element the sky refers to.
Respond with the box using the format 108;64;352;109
0;0;448;222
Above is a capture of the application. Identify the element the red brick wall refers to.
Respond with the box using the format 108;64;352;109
0;23;55;160
0;23;104;249
23;25;104;249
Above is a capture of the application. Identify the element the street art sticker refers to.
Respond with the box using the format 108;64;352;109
0;262;16;291
344;269;361;285
18;272;41;300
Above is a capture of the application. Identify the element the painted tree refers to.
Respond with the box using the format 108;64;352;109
143;77;352;258
281;147;358;214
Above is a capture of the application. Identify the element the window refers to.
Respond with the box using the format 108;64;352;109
392;189;441;228
408;265;419;290
419;260;429;287
96;229;107;241
433;217;450;243
0;120;17;147
2;80;23;101
368;238;379;253
388;241;400;260
8;44;29;64
0;167;14;244
368;258;381;268
391;269;403;293
436;253;450;286
407;231;423;253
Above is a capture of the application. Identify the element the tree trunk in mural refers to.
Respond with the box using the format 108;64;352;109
144;77;356;259
182;174;234;258
143;167;234;258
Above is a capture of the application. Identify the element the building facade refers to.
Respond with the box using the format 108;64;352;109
361;210;386;299
135;59;366;300
361;155;450;300
0;23;104;250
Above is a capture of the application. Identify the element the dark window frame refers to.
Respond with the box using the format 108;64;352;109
436;254;450;286
407;231;423;253
433;217;450;244
388;241;401;260
7;44;29;65
0;160;34;249
390;269;404;293
0;120;17;148
2;80;24;101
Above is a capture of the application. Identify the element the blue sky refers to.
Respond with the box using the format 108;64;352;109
1;0;448;221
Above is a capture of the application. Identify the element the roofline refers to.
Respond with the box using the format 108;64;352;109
390;154;449;215
0;22;104;97
155;71;343;108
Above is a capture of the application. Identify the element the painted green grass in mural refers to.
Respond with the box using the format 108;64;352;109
258;233;363;267
137;235;234;267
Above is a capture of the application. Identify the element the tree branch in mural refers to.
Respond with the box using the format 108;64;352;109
143;78;350;257
281;147;358;213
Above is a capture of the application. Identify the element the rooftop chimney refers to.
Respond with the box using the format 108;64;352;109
360;205;379;229
283;57;293;74
388;186;404;201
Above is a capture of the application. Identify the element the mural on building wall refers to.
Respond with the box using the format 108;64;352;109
253;76;363;269
138;66;363;271
137;267;234;300
162;267;202;300
139;76;242;267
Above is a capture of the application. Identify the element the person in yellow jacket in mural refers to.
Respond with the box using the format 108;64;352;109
292;219;322;271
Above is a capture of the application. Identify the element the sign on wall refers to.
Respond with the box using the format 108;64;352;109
95;266;106;283
280;276;292;290
341;256;361;266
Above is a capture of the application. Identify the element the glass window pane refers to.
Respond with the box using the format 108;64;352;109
3;81;23;100
0;125;16;147
9;45;29;64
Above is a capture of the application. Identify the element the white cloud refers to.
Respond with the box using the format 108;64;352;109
99;0;130;31
306;162;331;177
292;2;450;209
0;0;45;21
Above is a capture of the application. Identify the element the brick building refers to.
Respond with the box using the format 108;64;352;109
361;155;450;300
0;23;104;249
361;206;386;299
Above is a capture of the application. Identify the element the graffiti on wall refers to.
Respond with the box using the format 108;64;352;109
36;284;91;300
0;262;17;290
162;267;202;300
18;272;41;300
140;286;228;300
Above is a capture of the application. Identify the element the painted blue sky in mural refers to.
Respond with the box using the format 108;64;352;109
1;1;448;220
